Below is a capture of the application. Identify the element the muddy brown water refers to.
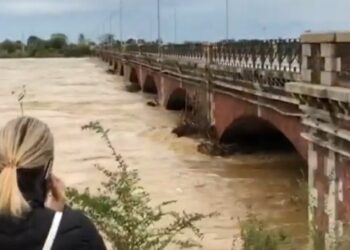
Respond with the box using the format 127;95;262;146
0;58;308;250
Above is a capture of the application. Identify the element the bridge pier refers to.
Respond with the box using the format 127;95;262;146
287;32;350;249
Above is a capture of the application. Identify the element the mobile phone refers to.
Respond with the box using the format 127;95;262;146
42;159;53;199
44;159;53;180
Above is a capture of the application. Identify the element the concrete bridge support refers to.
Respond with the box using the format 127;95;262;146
287;32;350;249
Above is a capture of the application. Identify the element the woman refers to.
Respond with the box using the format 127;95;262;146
0;116;107;250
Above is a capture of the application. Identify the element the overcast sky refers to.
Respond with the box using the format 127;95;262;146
0;0;349;43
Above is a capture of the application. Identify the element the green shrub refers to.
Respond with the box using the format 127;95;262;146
63;45;91;57
66;121;216;250
239;216;290;250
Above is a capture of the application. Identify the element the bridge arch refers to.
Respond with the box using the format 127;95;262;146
108;58;113;67
166;88;192;111
219;115;305;158
129;67;141;91
143;75;158;94
113;62;118;73
119;64;124;76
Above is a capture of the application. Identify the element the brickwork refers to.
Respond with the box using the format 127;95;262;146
295;32;350;249
213;91;306;159
158;74;181;107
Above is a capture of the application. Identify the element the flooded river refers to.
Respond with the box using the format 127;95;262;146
0;58;307;249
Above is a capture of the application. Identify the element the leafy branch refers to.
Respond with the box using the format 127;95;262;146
67;121;216;250
11;85;26;116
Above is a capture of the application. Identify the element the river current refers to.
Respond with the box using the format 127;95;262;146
0;58;307;249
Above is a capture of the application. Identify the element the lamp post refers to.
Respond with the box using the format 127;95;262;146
157;0;161;55
225;0;229;40
109;12;113;48
157;0;160;43
174;7;177;43
118;0;124;52
119;0;123;42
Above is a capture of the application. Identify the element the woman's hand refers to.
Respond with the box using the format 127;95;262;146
45;175;66;212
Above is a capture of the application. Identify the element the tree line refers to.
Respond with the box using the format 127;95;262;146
0;32;206;59
0;33;95;58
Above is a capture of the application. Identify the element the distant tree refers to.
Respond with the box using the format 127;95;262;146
27;36;42;47
63;44;91;57
0;32;96;58
14;41;24;52
1;40;17;54
49;33;68;50
78;33;86;45
137;39;146;44
26;36;45;57
15;40;23;47
88;41;96;47
100;33;114;45
184;41;197;44
51;33;68;42
126;38;136;44
155;38;163;44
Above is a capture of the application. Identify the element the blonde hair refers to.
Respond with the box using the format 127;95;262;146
0;116;54;217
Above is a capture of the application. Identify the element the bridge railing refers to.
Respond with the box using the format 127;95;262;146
139;43;159;55
122;39;301;73
211;39;301;72
162;43;206;63
137;43;206;63
124;43;140;54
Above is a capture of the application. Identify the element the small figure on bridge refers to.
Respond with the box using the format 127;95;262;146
0;116;106;250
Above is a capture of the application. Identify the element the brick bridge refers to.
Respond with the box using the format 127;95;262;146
98;32;350;249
